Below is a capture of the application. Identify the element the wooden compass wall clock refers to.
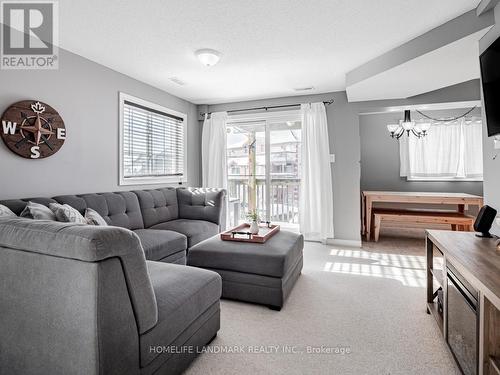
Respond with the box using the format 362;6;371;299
1;100;66;159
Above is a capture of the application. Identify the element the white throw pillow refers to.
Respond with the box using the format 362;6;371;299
49;203;87;224
85;208;108;226
20;201;56;220
0;204;16;218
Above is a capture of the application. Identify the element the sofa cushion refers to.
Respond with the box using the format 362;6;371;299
133;188;179;228
54;192;144;230
140;261;221;368
133;229;186;262
150;219;219;248
177;188;225;226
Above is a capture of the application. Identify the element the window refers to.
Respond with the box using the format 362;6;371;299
399;118;483;181
119;93;186;185
226;110;301;229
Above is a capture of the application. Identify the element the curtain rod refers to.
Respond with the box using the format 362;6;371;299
200;99;334;117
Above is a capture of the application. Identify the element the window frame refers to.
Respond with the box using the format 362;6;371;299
406;176;483;182
118;92;187;186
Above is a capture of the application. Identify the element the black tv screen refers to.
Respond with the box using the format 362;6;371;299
480;36;500;137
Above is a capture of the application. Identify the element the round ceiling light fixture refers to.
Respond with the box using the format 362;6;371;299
195;49;222;67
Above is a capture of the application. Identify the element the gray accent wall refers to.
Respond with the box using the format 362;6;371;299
0;49;201;199
360;108;483;195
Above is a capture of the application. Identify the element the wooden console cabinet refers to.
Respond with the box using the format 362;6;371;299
426;230;500;374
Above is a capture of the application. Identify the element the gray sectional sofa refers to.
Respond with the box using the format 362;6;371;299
0;187;226;375
0;187;226;264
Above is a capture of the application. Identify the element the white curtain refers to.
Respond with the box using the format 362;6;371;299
463;120;483;178
299;103;334;242
202;111;228;188
399;118;483;180
399;134;409;177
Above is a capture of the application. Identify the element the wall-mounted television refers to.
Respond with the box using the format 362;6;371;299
480;35;500;137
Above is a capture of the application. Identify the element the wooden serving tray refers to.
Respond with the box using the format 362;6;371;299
220;223;280;243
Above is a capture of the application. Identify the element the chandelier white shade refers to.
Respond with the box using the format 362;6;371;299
195;49;222;67
401;120;415;131
386;124;399;133
419;122;432;132
387;110;431;139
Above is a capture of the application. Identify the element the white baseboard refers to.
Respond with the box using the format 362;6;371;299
326;238;362;248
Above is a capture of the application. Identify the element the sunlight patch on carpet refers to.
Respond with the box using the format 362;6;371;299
323;248;426;288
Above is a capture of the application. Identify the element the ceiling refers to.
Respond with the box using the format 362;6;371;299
346;29;488;102
59;0;482;104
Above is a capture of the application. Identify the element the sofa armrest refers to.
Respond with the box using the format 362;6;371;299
0;217;158;334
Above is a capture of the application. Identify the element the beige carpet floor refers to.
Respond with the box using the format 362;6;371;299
185;228;460;375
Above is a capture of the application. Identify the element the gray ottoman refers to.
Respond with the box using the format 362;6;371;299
187;230;303;310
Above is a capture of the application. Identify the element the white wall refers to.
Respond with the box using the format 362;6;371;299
0;49;201;199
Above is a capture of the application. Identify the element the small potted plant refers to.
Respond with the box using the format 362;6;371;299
246;210;260;234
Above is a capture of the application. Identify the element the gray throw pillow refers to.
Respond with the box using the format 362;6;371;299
20;201;56;220
49;203;87;224
85;208;108;226
0;204;16;217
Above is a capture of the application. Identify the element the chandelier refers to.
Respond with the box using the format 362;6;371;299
386;110;431;139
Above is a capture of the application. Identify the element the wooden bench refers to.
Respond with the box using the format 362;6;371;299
372;208;475;242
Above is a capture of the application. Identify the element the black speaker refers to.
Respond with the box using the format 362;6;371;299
474;205;497;238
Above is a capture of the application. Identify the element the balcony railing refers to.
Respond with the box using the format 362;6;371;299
228;177;300;225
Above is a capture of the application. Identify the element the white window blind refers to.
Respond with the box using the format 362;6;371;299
120;94;186;185
399;118;483;181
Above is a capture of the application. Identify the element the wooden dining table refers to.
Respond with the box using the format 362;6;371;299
361;191;484;241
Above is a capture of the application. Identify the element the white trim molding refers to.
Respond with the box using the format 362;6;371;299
226;109;301;124
326;238;363;248
358;101;482;116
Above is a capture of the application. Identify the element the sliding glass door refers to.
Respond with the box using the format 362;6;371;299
226;114;301;230
227;121;267;224
268;119;301;227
